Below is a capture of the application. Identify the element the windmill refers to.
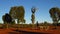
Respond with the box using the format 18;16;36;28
31;7;38;27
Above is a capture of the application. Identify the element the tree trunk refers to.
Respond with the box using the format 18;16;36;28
5;23;8;29
17;19;20;30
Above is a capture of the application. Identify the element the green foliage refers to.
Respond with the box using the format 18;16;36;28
16;6;25;20
49;7;60;29
49;7;60;23
36;21;39;27
44;21;47;24
9;6;25;24
31;14;35;21
2;15;5;24
2;13;13;29
23;19;26;24
2;13;12;24
9;7;17;19
11;20;15;24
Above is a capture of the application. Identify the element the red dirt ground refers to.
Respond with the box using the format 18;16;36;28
0;26;60;34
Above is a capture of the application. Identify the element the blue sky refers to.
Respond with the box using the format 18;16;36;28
0;0;60;24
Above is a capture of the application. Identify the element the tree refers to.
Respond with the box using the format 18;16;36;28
22;19;26;24
44;21;47;24
2;13;12;29
36;21;39;27
9;6;17;24
49;7;60;29
9;6;25;31
11;20;15;24
44;21;48;26
2;15;6;24
16;6;25;24
31;14;35;24
9;6;25;24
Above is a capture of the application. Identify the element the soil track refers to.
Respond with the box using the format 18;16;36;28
0;26;60;34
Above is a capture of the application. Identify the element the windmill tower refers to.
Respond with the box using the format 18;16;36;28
31;7;37;25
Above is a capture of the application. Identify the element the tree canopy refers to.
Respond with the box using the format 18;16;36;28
49;7;60;23
9;6;25;24
2;13;12;24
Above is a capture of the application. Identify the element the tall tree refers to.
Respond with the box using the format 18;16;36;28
9;6;17;24
9;6;25;24
16;6;25;24
2;13;12;29
49;7;60;29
